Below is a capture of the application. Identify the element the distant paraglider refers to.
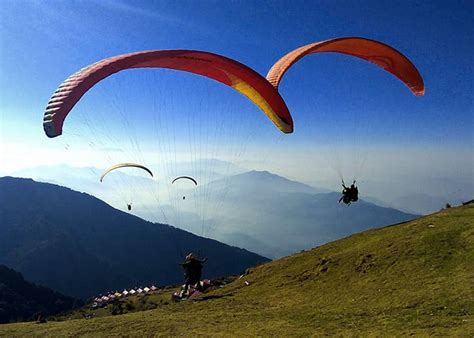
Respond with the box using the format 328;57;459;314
100;163;154;211
172;176;198;201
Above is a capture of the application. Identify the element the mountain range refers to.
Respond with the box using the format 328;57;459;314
10;166;419;258
0;177;268;299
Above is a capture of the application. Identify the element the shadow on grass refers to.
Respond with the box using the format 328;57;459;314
193;293;234;301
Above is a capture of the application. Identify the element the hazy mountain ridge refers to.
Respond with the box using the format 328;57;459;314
207;170;329;195
0;177;268;299
13;164;468;216
356;177;473;215
9;166;420;259
177;170;419;258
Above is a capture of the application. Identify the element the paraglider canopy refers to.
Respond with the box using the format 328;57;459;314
43;49;294;138
99;163;154;182
172;176;197;201
267;37;425;96
99;163;154;212
171;176;198;186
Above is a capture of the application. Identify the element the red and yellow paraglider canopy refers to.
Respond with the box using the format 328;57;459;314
43;50;294;138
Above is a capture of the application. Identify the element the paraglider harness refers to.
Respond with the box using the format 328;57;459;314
339;180;359;205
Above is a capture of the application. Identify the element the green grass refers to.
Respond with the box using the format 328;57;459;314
2;205;473;336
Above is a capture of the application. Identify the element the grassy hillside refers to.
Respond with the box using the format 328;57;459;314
1;205;472;336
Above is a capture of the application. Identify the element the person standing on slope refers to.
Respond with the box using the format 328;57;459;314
180;253;207;293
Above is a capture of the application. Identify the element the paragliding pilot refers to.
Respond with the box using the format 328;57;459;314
338;180;359;205
127;203;132;211
180;253;207;293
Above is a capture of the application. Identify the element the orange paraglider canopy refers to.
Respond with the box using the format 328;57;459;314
267;37;424;96
43;50;293;138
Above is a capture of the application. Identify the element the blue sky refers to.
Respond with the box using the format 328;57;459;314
0;0;472;187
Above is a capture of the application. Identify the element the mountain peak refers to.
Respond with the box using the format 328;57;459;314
225;170;326;195
238;170;296;182
249;170;271;175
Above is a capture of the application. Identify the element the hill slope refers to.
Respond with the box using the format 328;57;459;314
1;205;472;336
0;177;268;299
0;265;82;324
